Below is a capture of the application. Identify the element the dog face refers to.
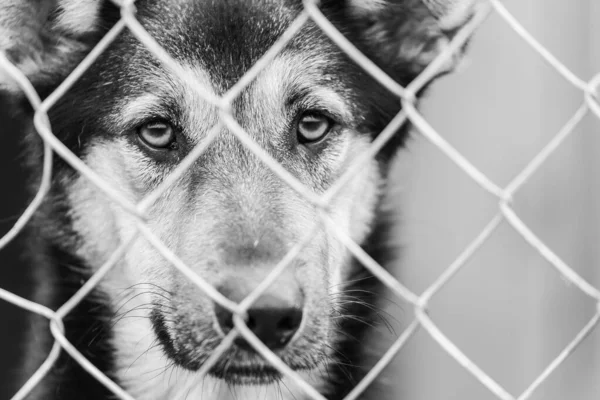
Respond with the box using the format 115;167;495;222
65;2;388;385
1;0;473;395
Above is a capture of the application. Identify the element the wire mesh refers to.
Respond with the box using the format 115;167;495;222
0;0;599;399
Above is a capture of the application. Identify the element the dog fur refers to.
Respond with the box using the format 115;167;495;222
0;1;473;399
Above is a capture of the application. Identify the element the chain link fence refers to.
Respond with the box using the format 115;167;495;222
1;0;599;399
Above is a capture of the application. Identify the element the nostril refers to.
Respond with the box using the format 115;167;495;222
279;316;294;331
278;309;302;333
215;303;235;334
246;314;256;331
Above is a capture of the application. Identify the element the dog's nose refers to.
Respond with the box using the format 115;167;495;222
215;278;304;350
215;298;303;350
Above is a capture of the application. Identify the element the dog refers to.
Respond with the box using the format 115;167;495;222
0;0;477;399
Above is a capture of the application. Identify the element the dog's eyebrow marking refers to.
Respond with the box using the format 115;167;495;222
119;94;168;123
250;55;353;128
55;0;102;35
348;0;388;15
176;65;220;142
290;86;353;121
115;65;218;141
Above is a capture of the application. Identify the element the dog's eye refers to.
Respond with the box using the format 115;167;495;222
297;113;333;143
138;121;177;149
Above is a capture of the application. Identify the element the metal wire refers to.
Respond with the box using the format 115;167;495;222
0;0;598;399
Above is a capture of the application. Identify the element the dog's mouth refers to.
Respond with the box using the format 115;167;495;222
207;353;284;385
150;310;320;385
167;340;313;385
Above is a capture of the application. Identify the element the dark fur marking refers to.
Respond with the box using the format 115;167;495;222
14;230;117;400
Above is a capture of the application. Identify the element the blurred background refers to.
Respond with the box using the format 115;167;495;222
377;0;600;399
1;0;599;399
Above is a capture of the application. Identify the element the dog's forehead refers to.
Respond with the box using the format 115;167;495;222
134;0;319;91
96;0;357;138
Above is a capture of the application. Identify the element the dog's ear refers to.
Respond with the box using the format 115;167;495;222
0;0;105;93
342;0;480;81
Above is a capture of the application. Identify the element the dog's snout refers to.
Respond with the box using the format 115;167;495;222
215;279;304;350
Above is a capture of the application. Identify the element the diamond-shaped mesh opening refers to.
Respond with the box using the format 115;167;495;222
0;0;599;399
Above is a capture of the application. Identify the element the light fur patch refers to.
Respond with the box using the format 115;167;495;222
348;0;388;15
0;0;95;92
423;0;479;29
250;55;352;120
0;51;37;93
54;0;101;35
119;94;166;123
115;67;217;136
